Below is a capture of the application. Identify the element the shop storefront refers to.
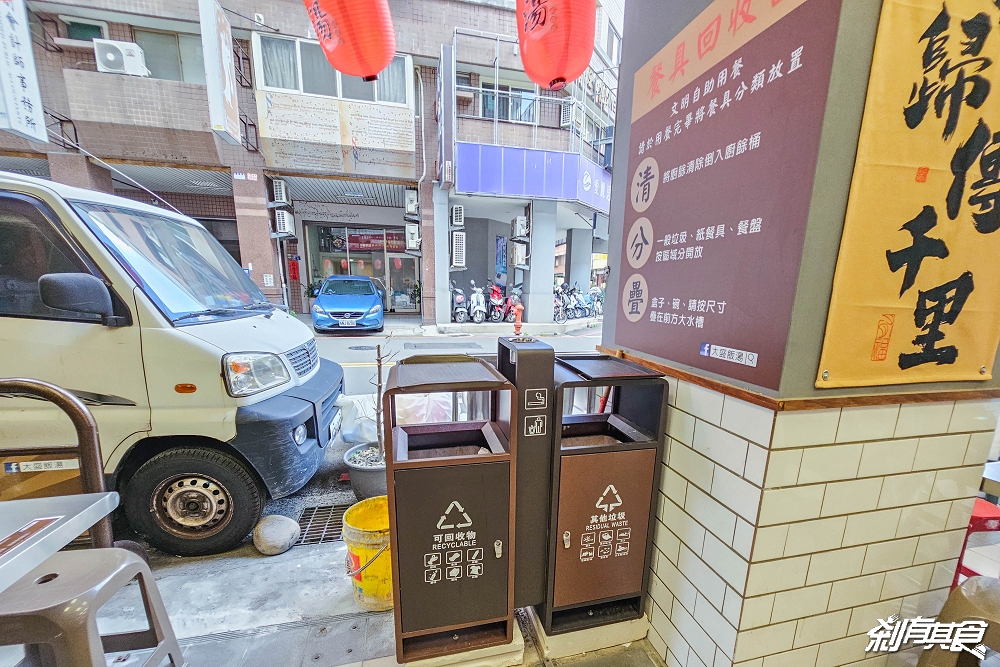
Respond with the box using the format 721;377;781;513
304;224;421;313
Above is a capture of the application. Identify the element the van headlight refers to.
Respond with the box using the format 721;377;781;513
368;304;382;315
223;353;290;397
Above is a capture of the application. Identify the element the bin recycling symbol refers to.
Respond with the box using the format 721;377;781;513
426;500;481;584
596;485;623;512
580;484;630;562
437;501;472;529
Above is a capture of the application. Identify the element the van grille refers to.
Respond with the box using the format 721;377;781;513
285;339;319;377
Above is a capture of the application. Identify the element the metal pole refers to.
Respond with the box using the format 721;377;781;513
0;378;113;549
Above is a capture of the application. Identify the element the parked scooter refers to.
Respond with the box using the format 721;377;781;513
451;280;469;323
554;289;568;324
575;284;595;318
559;282;583;318
488;280;506;322
469;280;487;324
503;284;523;323
589;285;604;316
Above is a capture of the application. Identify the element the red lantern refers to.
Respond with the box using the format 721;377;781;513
517;0;596;91
394;257;402;269
341;258;348;270
375;259;382;270
304;0;396;82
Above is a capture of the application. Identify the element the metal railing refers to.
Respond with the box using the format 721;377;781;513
455;85;611;166
240;111;259;152
0;379;113;549
452;28;615;168
44;108;79;152
234;39;253;89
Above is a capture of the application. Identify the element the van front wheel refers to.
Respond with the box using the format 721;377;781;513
123;447;264;556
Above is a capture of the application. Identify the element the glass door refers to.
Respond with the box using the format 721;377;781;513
387;253;419;313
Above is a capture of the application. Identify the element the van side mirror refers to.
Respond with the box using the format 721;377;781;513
39;273;117;324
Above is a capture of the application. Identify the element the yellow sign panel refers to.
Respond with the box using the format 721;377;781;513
818;0;1000;388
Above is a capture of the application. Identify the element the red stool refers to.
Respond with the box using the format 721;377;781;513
952;498;1000;588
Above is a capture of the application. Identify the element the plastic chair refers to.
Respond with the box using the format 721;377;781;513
0;548;184;667
952;498;1000;588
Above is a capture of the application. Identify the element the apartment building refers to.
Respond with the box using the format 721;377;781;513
0;0;622;325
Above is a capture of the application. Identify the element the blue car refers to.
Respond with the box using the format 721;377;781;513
311;275;384;333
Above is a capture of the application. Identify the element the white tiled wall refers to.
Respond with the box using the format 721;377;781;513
644;380;999;667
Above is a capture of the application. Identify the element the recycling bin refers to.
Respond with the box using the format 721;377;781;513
538;354;667;635
383;355;518;663
496;336;556;609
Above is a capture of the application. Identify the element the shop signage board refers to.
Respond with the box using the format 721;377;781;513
0;0;46;143
818;0;1000;388
255;90;416;178
613;0;842;390
199;0;241;145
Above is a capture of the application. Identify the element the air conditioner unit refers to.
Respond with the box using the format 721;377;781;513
93;39;150;76
511;215;529;239
451;204;465;227
274;210;295;236
510;240;528;268
451;230;466;268
405;189;419;216
405;222;421;250
272;179;289;206
560;103;572;128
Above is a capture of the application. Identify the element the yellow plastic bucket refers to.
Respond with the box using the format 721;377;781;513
343;495;393;612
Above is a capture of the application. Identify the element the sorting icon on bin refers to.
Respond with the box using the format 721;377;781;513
424;553;441;567
425;568;442;584
468;563;484;578
447;550;463;564
446;565;463;581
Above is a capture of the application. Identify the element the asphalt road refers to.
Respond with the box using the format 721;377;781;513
312;315;604;394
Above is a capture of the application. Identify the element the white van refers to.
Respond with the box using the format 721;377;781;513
0;172;343;555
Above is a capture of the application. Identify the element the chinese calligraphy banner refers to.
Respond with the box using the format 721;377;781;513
818;0;1000;388
614;0;842;390
0;0;46;143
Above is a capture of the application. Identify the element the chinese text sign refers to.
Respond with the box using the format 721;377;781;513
614;0;842;390
818;0;1000;387
0;0;46;143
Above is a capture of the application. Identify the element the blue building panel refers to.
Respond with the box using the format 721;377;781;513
455;141;611;214
502;147;525;196
479;144;504;194
524;150;545;197
456;142;480;193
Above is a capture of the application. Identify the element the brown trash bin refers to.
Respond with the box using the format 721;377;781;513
383;355;518;663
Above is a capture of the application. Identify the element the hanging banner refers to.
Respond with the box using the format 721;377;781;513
818;0;1000;388
199;0;241;145
613;0;842;390
0;0;47;143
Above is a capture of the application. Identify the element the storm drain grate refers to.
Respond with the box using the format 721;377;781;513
404;342;482;349
296;504;350;545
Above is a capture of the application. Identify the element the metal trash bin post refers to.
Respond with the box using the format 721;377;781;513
538;354;668;636
383;355;518;663
496;337;556;610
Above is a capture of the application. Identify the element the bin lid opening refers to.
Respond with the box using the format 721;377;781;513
556;355;664;382
393;355;511;393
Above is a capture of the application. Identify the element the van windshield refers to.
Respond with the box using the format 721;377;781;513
71;201;269;324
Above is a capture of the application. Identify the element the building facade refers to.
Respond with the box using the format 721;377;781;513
1;0;622;325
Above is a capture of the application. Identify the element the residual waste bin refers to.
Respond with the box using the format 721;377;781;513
538;354;667;635
383;355;518;663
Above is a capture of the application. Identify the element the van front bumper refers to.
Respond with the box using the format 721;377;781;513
228;358;344;499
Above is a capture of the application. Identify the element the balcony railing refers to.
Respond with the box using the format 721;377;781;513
455;85;612;168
